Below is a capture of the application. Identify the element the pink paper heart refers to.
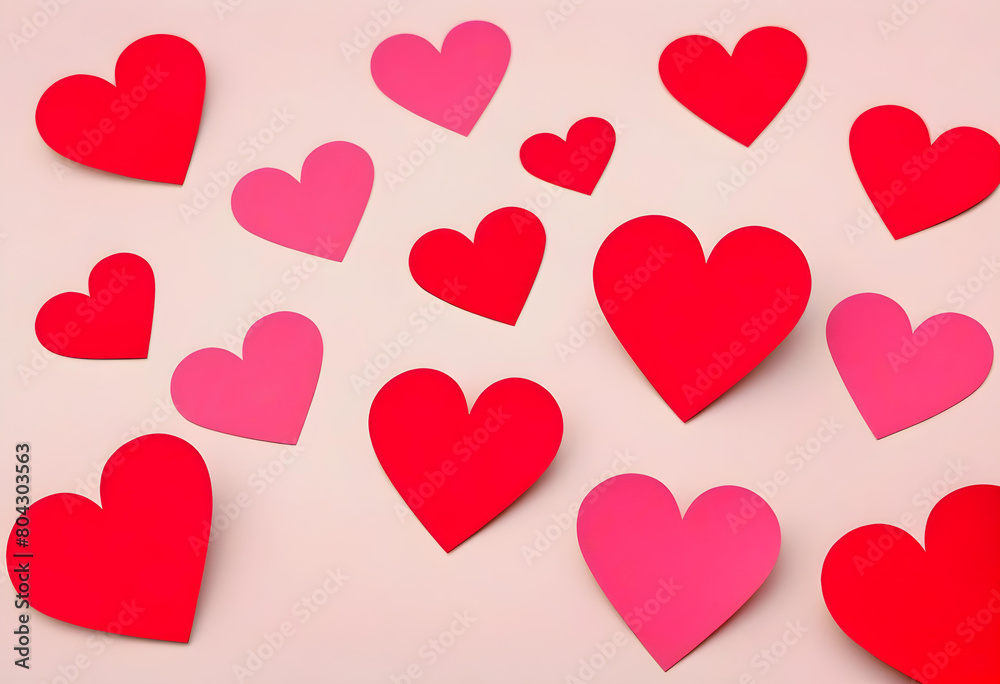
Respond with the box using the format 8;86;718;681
827;292;993;438
370;21;510;136
231;141;373;261
577;474;780;671
170;311;323;444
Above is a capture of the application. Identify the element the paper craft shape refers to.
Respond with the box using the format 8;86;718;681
519;117;616;194
231;141;374;261
850;105;1000;239
593;216;811;421
370;21;510;136
35;34;205;184
577;474;780;671
368;368;562;552
409;207;545;325
827;293;993;438
5;434;212;642
34;253;154;359
822;484;1000;684
658;26;806;146
170;311;322;444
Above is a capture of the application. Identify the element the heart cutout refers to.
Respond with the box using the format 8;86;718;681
519;117;616;194
35;34;205;184
409;207;545;325
593;216;811;421
658;26;807;146
231;141;374;261
850;105;1000;239
368;368;563;552
370;21;510;136
35;253;155;359
578;474;780;670
170;311;323;444
827;293;993;438
822;484;1000;683
5;434;212;642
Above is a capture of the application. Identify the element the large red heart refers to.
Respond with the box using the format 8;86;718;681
35;34;205;184
408;207;545;325
593;216;811;421
822;484;1000;683
850;105;1000;239
658;26;807;146
519;117;616;194
5;434;212;642
35;253;155;359
368;368;563;552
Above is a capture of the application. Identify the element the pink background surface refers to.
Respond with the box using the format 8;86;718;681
2;0;1000;682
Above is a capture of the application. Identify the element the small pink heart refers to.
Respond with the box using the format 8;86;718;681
231;141;373;261
577;474;780;671
370;21;510;136
170;311;323;444
827;293;993;438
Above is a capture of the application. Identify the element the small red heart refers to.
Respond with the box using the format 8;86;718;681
658;26;807;146
35;34;205;184
822;484;1000;683
519;117;616;194
368;368;563;552
593;216;811;421
408;207;545;325
35;253;155;359
850;105;1000;239
5;434;212;642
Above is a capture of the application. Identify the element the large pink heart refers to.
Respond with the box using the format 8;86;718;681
577;474;780;671
370;21;510;136
231;141;373;261
827;293;993;438
170;311;323;444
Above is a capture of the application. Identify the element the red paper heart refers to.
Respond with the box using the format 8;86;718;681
368;368;563;552
822;484;1000;683
408;207;545;325
5;434;212;642
658;26;807;146
519;117;616;194
35;253;155;359
593;216;811;421
850;105;1000;239
35;34;205;184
